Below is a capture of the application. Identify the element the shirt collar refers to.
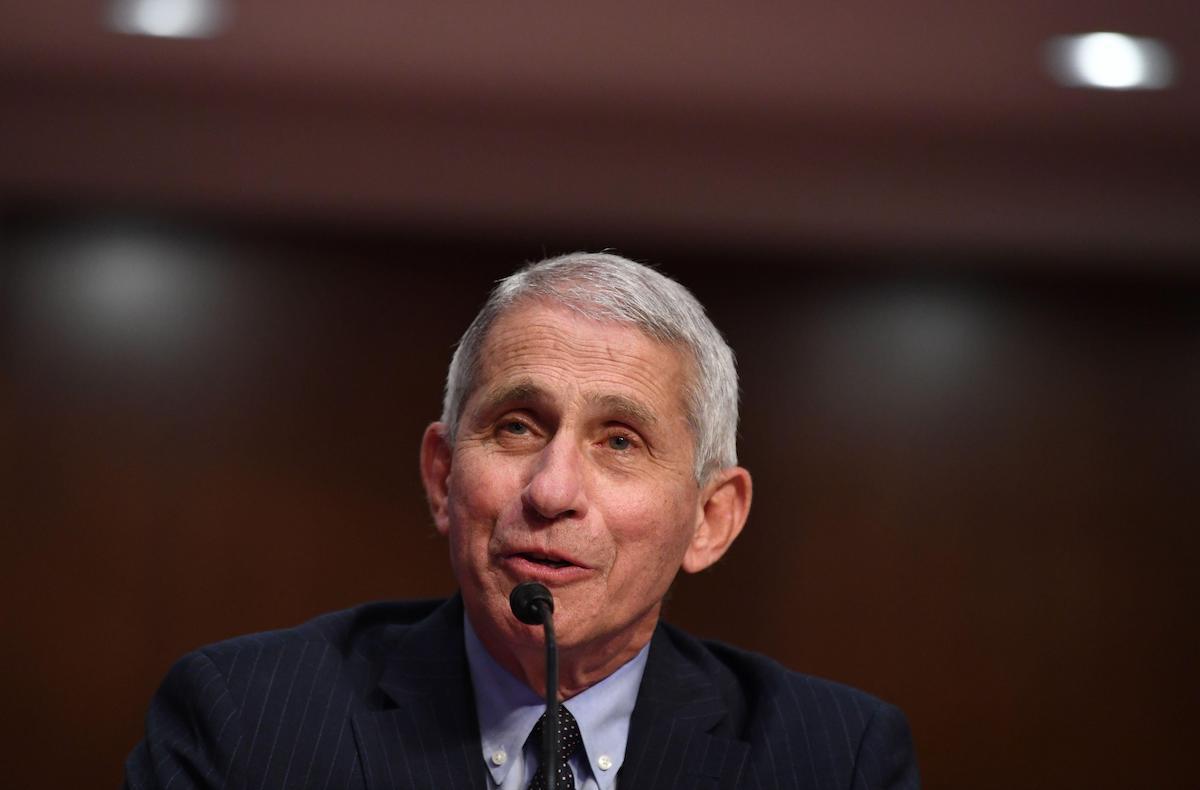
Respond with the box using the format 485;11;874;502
464;613;650;789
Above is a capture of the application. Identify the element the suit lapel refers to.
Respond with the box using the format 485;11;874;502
351;596;486;790
349;603;749;790
621;625;749;790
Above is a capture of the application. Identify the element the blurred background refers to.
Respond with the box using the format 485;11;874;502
2;3;1198;788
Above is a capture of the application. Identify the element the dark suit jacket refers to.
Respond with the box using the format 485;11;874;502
124;597;919;789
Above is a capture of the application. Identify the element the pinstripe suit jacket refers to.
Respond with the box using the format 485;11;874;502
124;596;918;789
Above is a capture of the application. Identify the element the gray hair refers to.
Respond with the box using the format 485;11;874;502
440;252;739;483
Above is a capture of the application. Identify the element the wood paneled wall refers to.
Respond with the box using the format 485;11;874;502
3;214;1197;788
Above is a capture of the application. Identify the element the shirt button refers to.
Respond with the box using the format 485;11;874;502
597;755;613;771
491;749;507;766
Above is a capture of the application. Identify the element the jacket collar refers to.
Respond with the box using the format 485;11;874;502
619;624;750;789
352;598;748;790
352;596;487;790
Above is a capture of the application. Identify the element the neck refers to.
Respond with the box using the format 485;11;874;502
471;604;659;700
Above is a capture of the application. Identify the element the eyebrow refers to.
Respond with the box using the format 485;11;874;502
586;393;658;427
475;379;546;417
472;379;659;427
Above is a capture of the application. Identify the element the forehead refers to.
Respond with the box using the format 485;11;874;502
471;301;692;418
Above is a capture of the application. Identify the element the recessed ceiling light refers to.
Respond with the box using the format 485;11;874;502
107;0;230;39
1044;32;1174;90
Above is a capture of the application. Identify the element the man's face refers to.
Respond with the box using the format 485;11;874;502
427;301;710;657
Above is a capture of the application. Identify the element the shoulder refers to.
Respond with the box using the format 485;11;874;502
654;622;920;788
124;599;453;789
656;620;888;723
196;599;446;664
169;597;451;720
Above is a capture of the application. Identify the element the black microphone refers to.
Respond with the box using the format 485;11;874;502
509;581;554;625
509;582;560;789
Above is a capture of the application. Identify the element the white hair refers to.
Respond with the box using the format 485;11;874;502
441;252;739;483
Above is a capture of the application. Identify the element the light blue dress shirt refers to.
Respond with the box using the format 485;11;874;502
464;614;650;790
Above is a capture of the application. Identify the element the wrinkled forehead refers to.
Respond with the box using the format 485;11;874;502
470;299;697;420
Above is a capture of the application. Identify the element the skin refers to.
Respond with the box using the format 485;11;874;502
420;300;752;699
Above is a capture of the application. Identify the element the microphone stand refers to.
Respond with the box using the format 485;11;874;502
510;582;561;789
541;604;559;790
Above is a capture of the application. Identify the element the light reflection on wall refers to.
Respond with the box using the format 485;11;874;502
12;221;226;364
799;285;1000;430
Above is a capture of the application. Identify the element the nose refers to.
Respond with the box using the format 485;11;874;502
521;434;588;522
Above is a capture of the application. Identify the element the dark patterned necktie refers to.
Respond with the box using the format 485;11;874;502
527;705;583;790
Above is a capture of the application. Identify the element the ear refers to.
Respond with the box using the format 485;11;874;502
681;466;752;574
419;422;454;535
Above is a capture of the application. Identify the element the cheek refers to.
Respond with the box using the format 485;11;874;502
447;455;525;537
610;488;697;560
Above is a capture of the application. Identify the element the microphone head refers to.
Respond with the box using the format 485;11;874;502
509;582;554;625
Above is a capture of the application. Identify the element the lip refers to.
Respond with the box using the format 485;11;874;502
504;545;590;568
500;549;593;585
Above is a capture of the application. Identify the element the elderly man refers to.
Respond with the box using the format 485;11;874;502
125;252;919;789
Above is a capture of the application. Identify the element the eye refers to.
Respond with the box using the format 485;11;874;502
606;434;633;451
502;420;529;435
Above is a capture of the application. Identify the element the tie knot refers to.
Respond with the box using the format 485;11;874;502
530;705;583;759
528;705;583;790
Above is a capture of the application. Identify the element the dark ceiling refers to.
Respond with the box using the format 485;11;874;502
3;3;1198;258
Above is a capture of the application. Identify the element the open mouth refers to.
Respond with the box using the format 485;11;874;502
516;552;574;569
